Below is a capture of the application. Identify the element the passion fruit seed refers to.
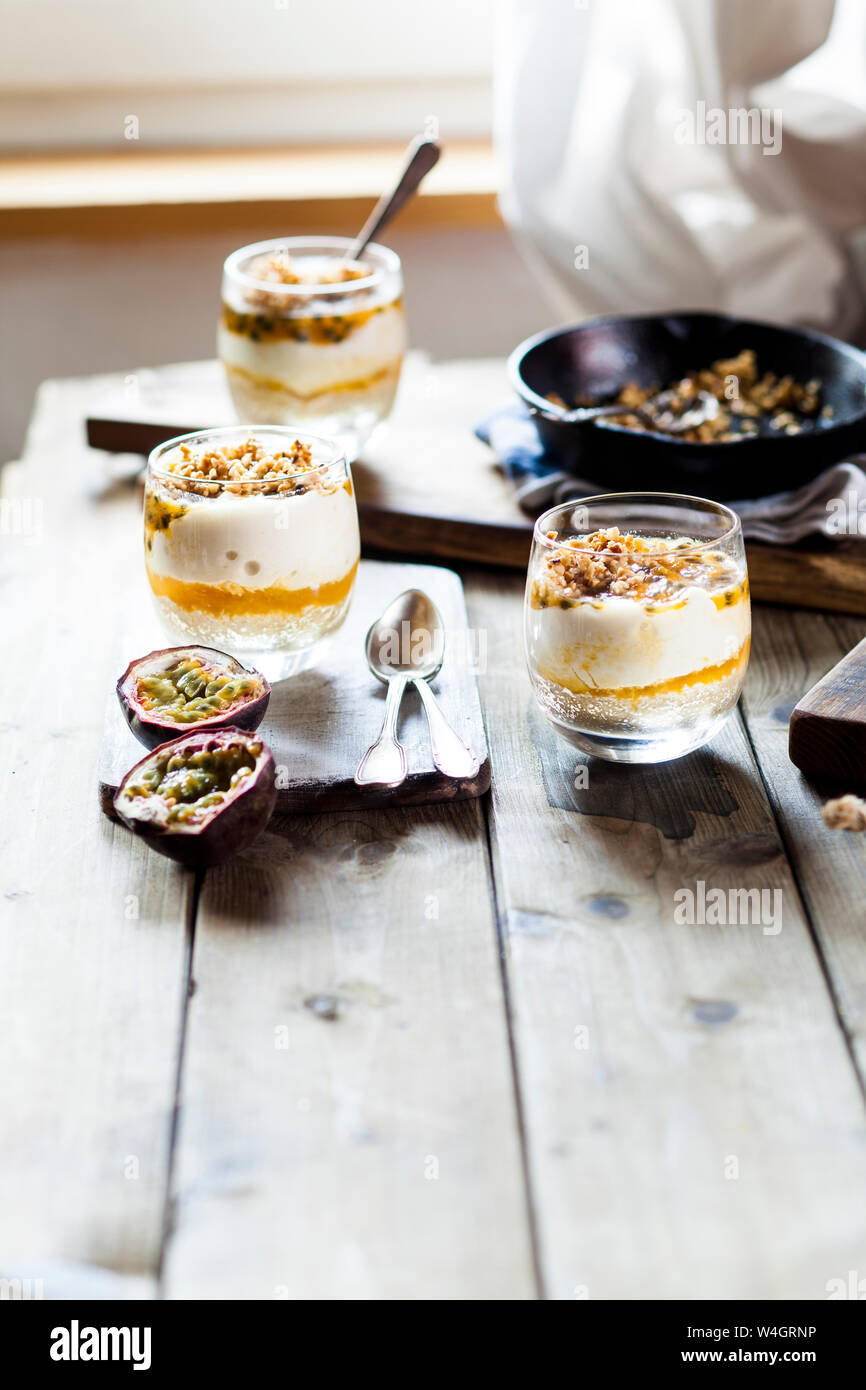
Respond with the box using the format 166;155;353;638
144;493;187;550
122;741;261;824
137;657;258;724
114;726;276;869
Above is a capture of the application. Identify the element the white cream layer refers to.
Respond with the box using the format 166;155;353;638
147;486;360;589
526;586;750;692
218;304;406;396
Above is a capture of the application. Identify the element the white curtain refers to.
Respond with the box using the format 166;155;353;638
495;0;866;340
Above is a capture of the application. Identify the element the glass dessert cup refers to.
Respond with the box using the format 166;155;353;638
144;426;361;682
524;493;751;764
218;235;406;462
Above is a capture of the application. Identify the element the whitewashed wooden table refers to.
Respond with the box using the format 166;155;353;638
3;365;866;1301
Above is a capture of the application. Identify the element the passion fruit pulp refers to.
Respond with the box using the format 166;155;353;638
117;645;270;749
113;727;277;868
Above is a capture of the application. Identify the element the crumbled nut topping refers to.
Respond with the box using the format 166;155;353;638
243;252;370;311
533;527;742;606
247;251;369;288
247;252;302;287
552;349;825;443
822;794;866;831
157;436;336;497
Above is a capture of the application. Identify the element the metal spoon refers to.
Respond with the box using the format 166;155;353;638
345;135;441;263
354;589;479;787
543;387;719;435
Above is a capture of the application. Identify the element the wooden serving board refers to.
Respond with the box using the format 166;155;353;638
85;354;866;615
788;634;866;786
99;559;490;816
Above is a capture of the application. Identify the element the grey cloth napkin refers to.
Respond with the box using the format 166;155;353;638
542;461;866;544
475;406;866;543
727;461;866;543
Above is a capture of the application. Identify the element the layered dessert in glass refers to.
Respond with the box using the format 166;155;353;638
525;494;750;762
218;236;406;460
144;426;360;680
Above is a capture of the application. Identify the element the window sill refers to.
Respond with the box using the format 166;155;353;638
0;140;500;237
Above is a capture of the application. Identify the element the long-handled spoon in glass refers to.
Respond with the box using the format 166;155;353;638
345;134;441;263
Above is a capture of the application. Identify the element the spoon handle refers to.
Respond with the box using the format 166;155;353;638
354;675;409;787
346;136;441;262
412;678;480;780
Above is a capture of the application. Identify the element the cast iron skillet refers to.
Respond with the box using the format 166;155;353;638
508;312;866;500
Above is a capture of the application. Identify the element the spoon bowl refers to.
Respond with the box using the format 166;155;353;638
556;387;719;434
365;589;445;681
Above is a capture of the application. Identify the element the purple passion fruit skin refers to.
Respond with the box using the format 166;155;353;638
117;645;270;749
113;727;277;868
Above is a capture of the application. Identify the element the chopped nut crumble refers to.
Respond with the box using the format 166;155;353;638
532;527;744;607
242;252;371;312
822;794;866;831
155;436;339;498
247;251;369;288
552;349;825;443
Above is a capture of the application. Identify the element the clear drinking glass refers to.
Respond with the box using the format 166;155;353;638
144;425;360;681
524;492;750;763
218;235;406;461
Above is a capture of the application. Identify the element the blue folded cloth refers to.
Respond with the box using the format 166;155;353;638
474;402;594;514
475;401;866;542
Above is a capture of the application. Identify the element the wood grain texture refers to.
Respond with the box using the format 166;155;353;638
468;570;866;1301
99;561;490;815
84;356;866;614
788;634;866;784
0;141;497;214
9;363;866;1303
745;543;866;618
0;382;191;1298
162;799;535;1300
741;606;866;1074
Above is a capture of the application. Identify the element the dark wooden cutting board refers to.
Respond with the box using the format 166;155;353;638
99;559;490;816
788;636;866;785
85;355;866;615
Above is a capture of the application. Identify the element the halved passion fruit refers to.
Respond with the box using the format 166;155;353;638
117;645;270;749
113;728;277;868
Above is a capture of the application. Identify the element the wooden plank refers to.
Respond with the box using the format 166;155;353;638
98;561;490;816
162;797;536;1300
0;382;191;1297
84;357;866;614
469;570;866;1300
0;142;500;239
84;355;522;525
740;605;866;1074
14;363;866;1302
0;141;498;213
744;543;866;618
1;193;500;241
787;631;866;784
